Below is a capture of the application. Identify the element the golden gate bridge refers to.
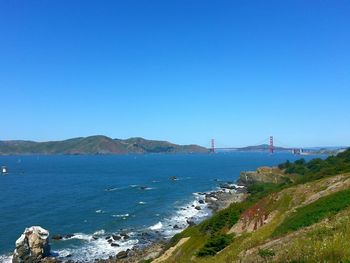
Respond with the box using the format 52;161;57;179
209;136;301;154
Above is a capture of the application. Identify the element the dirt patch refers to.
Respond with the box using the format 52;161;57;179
228;195;278;235
152;237;190;263
303;175;350;205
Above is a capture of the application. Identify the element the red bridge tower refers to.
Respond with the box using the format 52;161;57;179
210;139;215;153
269;136;274;154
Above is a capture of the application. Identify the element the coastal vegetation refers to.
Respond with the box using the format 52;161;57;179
279;148;350;183
156;148;350;262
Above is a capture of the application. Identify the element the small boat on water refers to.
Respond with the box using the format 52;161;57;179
1;166;8;175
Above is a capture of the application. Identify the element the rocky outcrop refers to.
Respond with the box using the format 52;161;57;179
238;167;286;186
205;190;245;212
12;226;51;263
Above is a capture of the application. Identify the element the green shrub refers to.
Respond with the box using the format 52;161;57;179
197;234;233;257
246;182;289;203
247;182;278;197
280;149;350;184
199;202;248;235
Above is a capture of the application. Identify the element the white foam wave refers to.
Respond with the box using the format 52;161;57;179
147;195;211;238
70;233;93;241
104;187;119;192
112;213;129;218
0;254;12;263
140;187;153;190
93;229;105;235
149;222;163;230
56;232;138;261
138;201;146;204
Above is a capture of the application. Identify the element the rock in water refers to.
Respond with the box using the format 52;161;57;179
12;226;51;263
186;220;196;226
51;235;62;241
116;250;128;259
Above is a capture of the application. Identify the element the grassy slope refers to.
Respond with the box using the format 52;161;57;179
158;149;350;263
272;188;350;237
270;206;350;262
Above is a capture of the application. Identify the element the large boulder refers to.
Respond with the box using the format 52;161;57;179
13;226;51;263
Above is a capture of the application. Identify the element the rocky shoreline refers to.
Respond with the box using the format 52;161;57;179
9;181;246;263
205;182;246;212
90;182;246;263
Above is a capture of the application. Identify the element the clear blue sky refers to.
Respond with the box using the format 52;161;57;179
0;0;349;147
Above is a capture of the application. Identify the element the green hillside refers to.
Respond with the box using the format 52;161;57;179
0;135;208;155
152;148;350;263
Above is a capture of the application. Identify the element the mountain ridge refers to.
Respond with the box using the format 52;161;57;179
0;135;209;155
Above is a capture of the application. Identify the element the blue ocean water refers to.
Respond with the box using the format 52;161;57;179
0;152;324;261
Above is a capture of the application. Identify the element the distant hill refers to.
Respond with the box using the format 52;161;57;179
235;144;290;152
219;144;345;155
0;136;209;155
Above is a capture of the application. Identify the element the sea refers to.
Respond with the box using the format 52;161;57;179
0;152;325;262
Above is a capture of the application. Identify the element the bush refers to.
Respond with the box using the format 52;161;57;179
197;234;233;257
246;182;288;203
199;202;246;235
280;149;350;184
